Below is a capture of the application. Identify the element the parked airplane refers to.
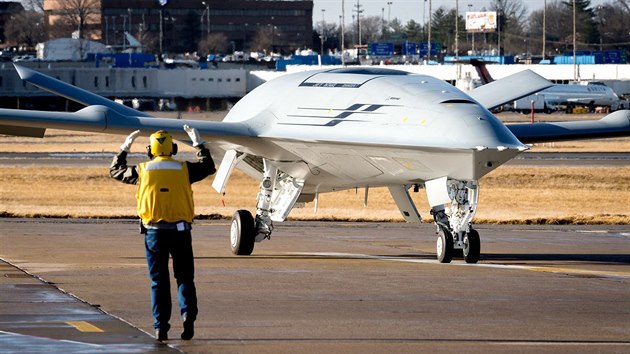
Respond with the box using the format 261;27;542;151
470;59;622;112
1;64;629;263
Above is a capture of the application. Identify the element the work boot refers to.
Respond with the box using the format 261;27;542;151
181;313;194;340
155;329;168;342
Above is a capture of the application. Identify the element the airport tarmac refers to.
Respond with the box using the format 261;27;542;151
1;151;629;167
0;218;629;353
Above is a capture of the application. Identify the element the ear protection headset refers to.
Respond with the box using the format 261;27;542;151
146;130;178;159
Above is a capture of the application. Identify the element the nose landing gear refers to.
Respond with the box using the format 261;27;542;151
430;179;481;264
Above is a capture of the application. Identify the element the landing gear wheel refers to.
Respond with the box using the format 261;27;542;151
230;210;255;255
463;229;480;264
436;227;454;263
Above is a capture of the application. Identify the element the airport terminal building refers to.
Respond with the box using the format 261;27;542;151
43;0;313;55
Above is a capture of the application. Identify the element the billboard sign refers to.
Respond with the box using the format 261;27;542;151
466;11;497;33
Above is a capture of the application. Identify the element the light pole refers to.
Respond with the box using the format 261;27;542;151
321;9;326;55
341;0;345;66
497;0;501;59
319;9;326;56
112;16;117;47
423;0;426;42
354;0;363;46
121;14;127;50
159;9;163;55
128;8;132;37
387;1;392;24
542;0;546;58
199;1;208;38
455;0;458;57
202;1;210;36
468;4;474;55
427;0;432;60
243;23;248;52
573;0;577;81
104;16;109;45
381;7;384;39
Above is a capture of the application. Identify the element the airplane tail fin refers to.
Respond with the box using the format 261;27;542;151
13;64;152;118
470;59;494;84
506;110;630;143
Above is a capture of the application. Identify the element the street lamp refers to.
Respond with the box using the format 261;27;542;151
121;14;127;50
381;7;384;39
427;0;432;60
468;4;474;55
104;16;109;45
321;9;326;55
354;0;363;46
243;23;248;52
341;0;345;66
128;8;132;37
202;1;210;36
573;0;577;81
542;0;546;58
455;0;458;57
497;0;502;59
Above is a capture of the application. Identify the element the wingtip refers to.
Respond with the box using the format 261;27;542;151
13;63;34;80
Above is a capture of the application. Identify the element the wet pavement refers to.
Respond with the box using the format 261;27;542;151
0;259;179;353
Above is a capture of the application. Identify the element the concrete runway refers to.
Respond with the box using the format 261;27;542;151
0;218;629;353
2;151;629;167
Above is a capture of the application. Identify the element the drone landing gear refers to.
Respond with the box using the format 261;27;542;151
429;179;481;264
230;159;304;256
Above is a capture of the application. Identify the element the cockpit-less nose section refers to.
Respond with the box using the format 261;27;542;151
1;65;629;263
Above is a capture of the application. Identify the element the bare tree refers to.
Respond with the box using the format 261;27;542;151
198;33;228;54
47;0;100;39
250;27;273;53
346;16;383;46
595;1;630;50
4;10;47;49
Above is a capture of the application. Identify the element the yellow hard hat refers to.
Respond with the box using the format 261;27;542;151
147;130;177;157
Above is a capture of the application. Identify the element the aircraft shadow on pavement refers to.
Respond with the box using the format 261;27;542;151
481;253;630;264
124;253;629;264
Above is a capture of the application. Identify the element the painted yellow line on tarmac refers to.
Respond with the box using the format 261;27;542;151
66;321;104;333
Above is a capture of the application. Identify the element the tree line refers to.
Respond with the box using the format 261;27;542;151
315;0;630;58
4;0;629;59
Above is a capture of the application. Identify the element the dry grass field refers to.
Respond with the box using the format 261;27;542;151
1;112;629;224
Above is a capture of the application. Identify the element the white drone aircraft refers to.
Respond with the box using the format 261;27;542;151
1;65;629;263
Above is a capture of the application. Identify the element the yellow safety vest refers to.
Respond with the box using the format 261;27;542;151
136;157;195;225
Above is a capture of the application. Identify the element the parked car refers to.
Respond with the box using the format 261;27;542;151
12;54;38;62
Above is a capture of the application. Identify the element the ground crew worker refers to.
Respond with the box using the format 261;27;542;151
109;125;216;341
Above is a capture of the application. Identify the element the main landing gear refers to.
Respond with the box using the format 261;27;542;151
430;180;481;264
229;159;304;256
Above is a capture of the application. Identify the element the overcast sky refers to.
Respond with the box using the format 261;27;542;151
313;0;609;26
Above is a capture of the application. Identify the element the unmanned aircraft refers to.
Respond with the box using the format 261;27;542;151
1;64;628;263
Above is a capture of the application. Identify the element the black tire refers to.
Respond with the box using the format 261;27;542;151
230;210;256;255
436;227;453;263
463;229;481;264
